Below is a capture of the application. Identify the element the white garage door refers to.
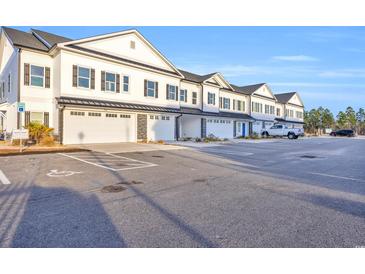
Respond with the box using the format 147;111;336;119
206;118;233;139
63;109;136;144
147;114;175;141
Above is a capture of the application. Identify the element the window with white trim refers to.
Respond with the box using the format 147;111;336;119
78;66;90;88
237;100;242;111
208;92;215;105
180;89;187;102
223;98;230;109
147;80;156;97
105;72;116;92
30;65;45;87
276;108;281;116
167;84;177;100
296;111;303;119
252;102;263;113
192;92;197;104
120;114;131;118
30;112;44;124
106;113;118;118
270;106;275;115
123;76;129;92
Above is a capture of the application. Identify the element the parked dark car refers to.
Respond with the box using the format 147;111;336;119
330;129;355;137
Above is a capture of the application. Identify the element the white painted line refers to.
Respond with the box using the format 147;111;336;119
201;149;254;156
0;170;11;185
59;153;157;171
309;172;365;183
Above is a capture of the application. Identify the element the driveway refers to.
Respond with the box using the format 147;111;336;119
0;138;364;247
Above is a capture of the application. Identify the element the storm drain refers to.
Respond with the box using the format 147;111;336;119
118;181;144;185
152;155;164;158
300;155;318;159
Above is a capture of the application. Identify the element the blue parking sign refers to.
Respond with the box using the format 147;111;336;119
17;102;25;113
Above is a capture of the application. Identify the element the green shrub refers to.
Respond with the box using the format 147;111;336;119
25;122;54;144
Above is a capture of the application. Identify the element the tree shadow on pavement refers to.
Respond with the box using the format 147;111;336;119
6;184;127;248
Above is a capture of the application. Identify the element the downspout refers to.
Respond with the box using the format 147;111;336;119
175;113;183;141
17;48;21;129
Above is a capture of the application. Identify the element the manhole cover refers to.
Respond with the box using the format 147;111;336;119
101;185;127;193
300;155;317;159
152;155;164;158
193;179;207;183
118;181;144;185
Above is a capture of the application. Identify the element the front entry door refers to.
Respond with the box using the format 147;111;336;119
236;122;243;137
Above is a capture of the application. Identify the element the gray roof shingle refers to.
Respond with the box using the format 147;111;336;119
274;92;296;104
179;69;217;83
2;27;49;51
31;28;72;48
230;83;266;95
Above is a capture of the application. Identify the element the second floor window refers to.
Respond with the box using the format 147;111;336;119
276;108;281;116
180;89;187;102
192;92;197;104
146;80;157;97
237;100;242;111
252;102;262;113
265;105;270;114
296;111;303;119
208;92;215;105
78;66;90;88
123;76;129;92
105;72;116;92
223;98;230;109
30;65;45;87
167;84;178;100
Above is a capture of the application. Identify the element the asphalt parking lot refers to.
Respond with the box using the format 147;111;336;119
0;137;364;247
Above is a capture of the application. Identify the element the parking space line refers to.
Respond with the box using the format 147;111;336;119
309;172;365;183
0;170;11;185
59;152;157;171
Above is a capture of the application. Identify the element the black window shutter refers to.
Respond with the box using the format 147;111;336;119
116;74;120;93
90;69;95;89
101;71;105;91
175;86;178;101
144;80;147;96
45;67;51;88
233;99;236;110
155;82;158;98
72;65;77;87
44;112;49;127
185;90;187;102
166;84;169;99
24;63;30;86
25;111;30;127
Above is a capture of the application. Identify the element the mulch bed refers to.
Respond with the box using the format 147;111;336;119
0;147;89;157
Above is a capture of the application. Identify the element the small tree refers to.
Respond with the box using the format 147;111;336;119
356;108;365;135
345;106;357;129
25;122;54;144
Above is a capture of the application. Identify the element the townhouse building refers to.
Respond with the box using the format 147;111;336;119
0;27;304;144
274;92;305;128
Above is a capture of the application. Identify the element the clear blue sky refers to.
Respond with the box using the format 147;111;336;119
12;26;365;114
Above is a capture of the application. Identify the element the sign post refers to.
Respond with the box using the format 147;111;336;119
12;129;29;153
15;102;27;152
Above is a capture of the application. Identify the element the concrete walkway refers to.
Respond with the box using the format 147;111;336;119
69;142;186;153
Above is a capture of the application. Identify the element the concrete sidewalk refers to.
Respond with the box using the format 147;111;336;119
69;142;186;153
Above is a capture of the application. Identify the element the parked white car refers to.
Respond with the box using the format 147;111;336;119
261;124;304;139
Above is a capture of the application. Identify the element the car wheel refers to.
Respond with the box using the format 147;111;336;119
288;133;295;139
262;132;269;138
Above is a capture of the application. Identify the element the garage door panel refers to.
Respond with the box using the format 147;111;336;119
206;119;233;139
147;114;175;141
63;110;136;144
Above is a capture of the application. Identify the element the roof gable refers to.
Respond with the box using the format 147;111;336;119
203;73;233;90
60;29;182;76
275;92;303;106
253;84;275;99
232;83;266;95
